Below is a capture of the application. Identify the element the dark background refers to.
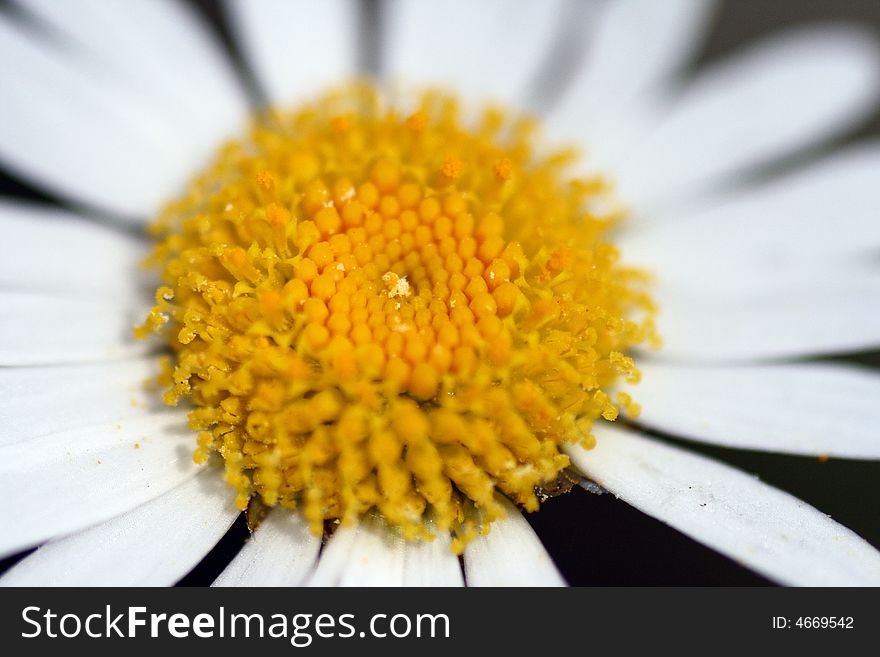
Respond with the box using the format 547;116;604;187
0;0;878;586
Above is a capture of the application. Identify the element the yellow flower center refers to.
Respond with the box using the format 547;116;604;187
139;84;657;549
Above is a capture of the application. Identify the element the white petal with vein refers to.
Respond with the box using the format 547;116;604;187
0;291;149;365
621;141;880;291
464;496;564;587
0;470;238;586
0;201;146;298
0;13;243;220
213;510;320;587
383;0;566;105
566;425;880;585
226;0;357;105
0;358;160;446
305;518;463;586
0;410;199;558
618;26;880;211
632;362;880;458
652;272;880;362
19;0;246;159
552;0;716;146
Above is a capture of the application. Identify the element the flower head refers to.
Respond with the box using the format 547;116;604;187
1;0;879;589
140;85;656;546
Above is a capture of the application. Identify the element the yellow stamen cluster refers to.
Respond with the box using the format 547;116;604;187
140;84;657;546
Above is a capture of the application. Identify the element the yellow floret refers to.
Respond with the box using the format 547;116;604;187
139;83;657;548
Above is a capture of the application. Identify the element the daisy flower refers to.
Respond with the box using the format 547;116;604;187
1;0;879;587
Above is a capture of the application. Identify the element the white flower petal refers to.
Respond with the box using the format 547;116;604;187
19;0;246;158
212;510;321;587
383;0;567;105
225;0;357;105
0;358;159;446
652;272;880;362
0;13;242;220
0;200;146;298
566;425;880;586
0;410;200;558
0;470;238;586
398;526;464;587
551;0;716;149
305;518;463;587
621;141;880;292
463;496;564;587
301;522;358;586
0;291;149;365
632;362;880;459
618;25;880;211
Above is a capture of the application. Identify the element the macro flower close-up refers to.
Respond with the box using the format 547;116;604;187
1;0;879;588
